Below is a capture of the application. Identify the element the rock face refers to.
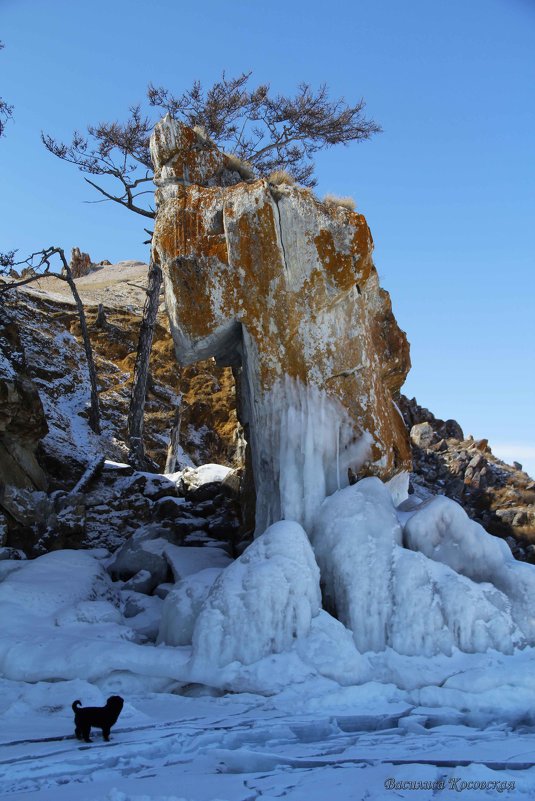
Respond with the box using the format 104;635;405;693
3;270;239;478
151;117;411;533
0;309;48;491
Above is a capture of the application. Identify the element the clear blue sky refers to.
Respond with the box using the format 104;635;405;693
1;0;534;474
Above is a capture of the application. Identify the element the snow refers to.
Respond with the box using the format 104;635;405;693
0;350;17;380
158;567;223;646
311;477;402;652
404;495;535;641
191;520;321;671
4;479;535;798
311;477;524;656
173;463;232;489
163;545;231;582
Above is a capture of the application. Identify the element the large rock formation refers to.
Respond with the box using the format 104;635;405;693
151;117;411;533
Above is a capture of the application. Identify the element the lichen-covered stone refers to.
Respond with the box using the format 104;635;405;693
151;117;411;533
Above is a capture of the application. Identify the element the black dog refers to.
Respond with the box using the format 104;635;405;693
72;696;124;742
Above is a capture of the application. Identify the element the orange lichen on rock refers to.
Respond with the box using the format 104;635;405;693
151;117;411;533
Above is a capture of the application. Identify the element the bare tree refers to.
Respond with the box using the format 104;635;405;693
0;247;101;434
0;42;14;138
41;73;381;467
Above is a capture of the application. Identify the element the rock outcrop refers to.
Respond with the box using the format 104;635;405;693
68;247;111;279
151;117;411;533
400;395;535;554
3;269;239;479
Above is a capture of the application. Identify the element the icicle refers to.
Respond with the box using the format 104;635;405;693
336;420;341;491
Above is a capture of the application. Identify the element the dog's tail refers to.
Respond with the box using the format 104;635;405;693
72;700;82;712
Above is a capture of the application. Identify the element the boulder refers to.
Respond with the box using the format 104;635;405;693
152;118;411;533
410;422;436;449
108;526;172;589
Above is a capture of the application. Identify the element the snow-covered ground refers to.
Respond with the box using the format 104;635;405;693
3;688;535;801
2;547;535;798
3;470;535;799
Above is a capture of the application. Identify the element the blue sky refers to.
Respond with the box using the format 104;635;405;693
1;0;534;475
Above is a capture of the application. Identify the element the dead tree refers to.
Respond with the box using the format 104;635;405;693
0;247;101;434
126;259;163;467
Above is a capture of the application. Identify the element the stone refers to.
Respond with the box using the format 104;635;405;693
410;422;436;449
122;569;155;595
185;482;228;503
513;461;523;472
108;528;172;589
441;419;463;441
162;543;231;583
0;513;6;547
0;546;26;560
152;118;411;533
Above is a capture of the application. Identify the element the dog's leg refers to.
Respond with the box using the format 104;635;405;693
75;726;82;740
102;726;111;741
82;725;92;743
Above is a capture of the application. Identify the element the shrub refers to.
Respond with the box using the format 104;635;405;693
268;169;296;186
323;193;356;211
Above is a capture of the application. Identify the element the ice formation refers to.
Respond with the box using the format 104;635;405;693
311;478;525;656
157;567;223;646
404;495;535;642
191;520;321;669
255;377;373;532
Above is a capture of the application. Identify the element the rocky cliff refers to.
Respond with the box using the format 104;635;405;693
151;117;411;533
0;309;48;492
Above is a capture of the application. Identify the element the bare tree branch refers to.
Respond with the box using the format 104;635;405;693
84;177;155;219
0;42;14;138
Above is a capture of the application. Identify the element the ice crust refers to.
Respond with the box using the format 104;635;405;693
311;478;525;656
191;520;321;669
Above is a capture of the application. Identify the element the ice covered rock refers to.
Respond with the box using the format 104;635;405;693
157;566;223;646
176;463;233;492
151;117;411;533
162;543;231;582
108;527;172;590
311;478;524;656
0;549;116;618
122;569;155;594
191;520;321;669
404;495;535;642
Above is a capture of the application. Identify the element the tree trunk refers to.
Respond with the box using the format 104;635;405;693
95;303;107;328
164;395;183;474
127;259;163;468
61;259;101;435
